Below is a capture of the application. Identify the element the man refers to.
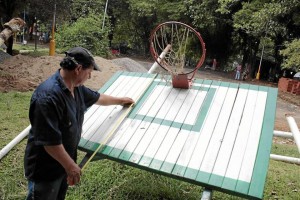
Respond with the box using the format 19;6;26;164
235;64;242;80
24;47;134;200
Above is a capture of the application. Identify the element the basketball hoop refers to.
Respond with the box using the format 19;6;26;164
150;21;206;89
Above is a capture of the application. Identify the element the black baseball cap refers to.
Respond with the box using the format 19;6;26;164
65;47;101;71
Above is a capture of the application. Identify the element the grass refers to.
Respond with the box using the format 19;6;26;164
0;91;299;200
12;43;55;57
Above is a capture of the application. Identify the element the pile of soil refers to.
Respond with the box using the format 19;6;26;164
0;54;146;92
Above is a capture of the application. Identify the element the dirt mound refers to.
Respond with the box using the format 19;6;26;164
112;57;148;72
0;54;127;92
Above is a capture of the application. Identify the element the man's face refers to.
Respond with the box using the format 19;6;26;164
74;65;93;86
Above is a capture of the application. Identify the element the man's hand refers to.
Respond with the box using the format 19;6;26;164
120;97;135;107
66;163;81;186
97;94;135;106
44;145;82;185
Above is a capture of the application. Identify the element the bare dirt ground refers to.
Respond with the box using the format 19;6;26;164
0;54;299;135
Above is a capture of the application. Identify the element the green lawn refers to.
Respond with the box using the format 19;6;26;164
0;91;299;200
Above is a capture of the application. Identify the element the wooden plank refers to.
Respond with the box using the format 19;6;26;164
129;82;171;163
82;73;142;146
82;72;129;136
184;81;225;181
171;80;212;176
82;71;130;125
209;84;250;188
103;74;156;157
248;87;277;199
160;88;200;173
84;74;154;152
147;88;192;170
221;85;258;191
235;87;268;194
118;83;169;161
80;72;133;147
139;87;181;167
197;83;238;183
102;78;161;156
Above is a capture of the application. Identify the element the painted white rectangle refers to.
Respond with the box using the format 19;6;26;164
174;89;198;123
164;89;189;122
155;88;180;119
137;85;165;116
184;89;208;125
147;85;172;117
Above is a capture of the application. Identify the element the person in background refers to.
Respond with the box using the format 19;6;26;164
24;47;135;200
235;64;242;80
212;58;217;70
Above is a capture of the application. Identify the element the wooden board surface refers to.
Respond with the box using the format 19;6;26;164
79;71;278;199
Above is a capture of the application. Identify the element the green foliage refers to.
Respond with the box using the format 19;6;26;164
185;0;221;29
69;0;104;19
280;39;300;71
56;13;110;57
233;1;284;37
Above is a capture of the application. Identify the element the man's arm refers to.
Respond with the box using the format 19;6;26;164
44;145;81;185
95;94;134;106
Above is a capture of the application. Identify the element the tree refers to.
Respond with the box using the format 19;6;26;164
280;39;300;71
56;12;110;57
185;0;236;68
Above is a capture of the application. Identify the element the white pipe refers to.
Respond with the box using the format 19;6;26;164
201;188;212;200
148;44;171;74
286;116;300;154
270;154;300;165
0;125;31;160
273;130;293;139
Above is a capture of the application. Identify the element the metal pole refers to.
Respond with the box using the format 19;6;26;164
286;115;300;154
273;130;293;139
49;2;56;56
22;9;25;44
102;0;109;30
148;44;171;74
0;125;31;160
34;17;37;51
201;188;213;200
270;154;300;165
256;42;265;80
256;21;269;80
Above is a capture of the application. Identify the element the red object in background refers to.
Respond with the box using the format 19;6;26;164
111;49;120;55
